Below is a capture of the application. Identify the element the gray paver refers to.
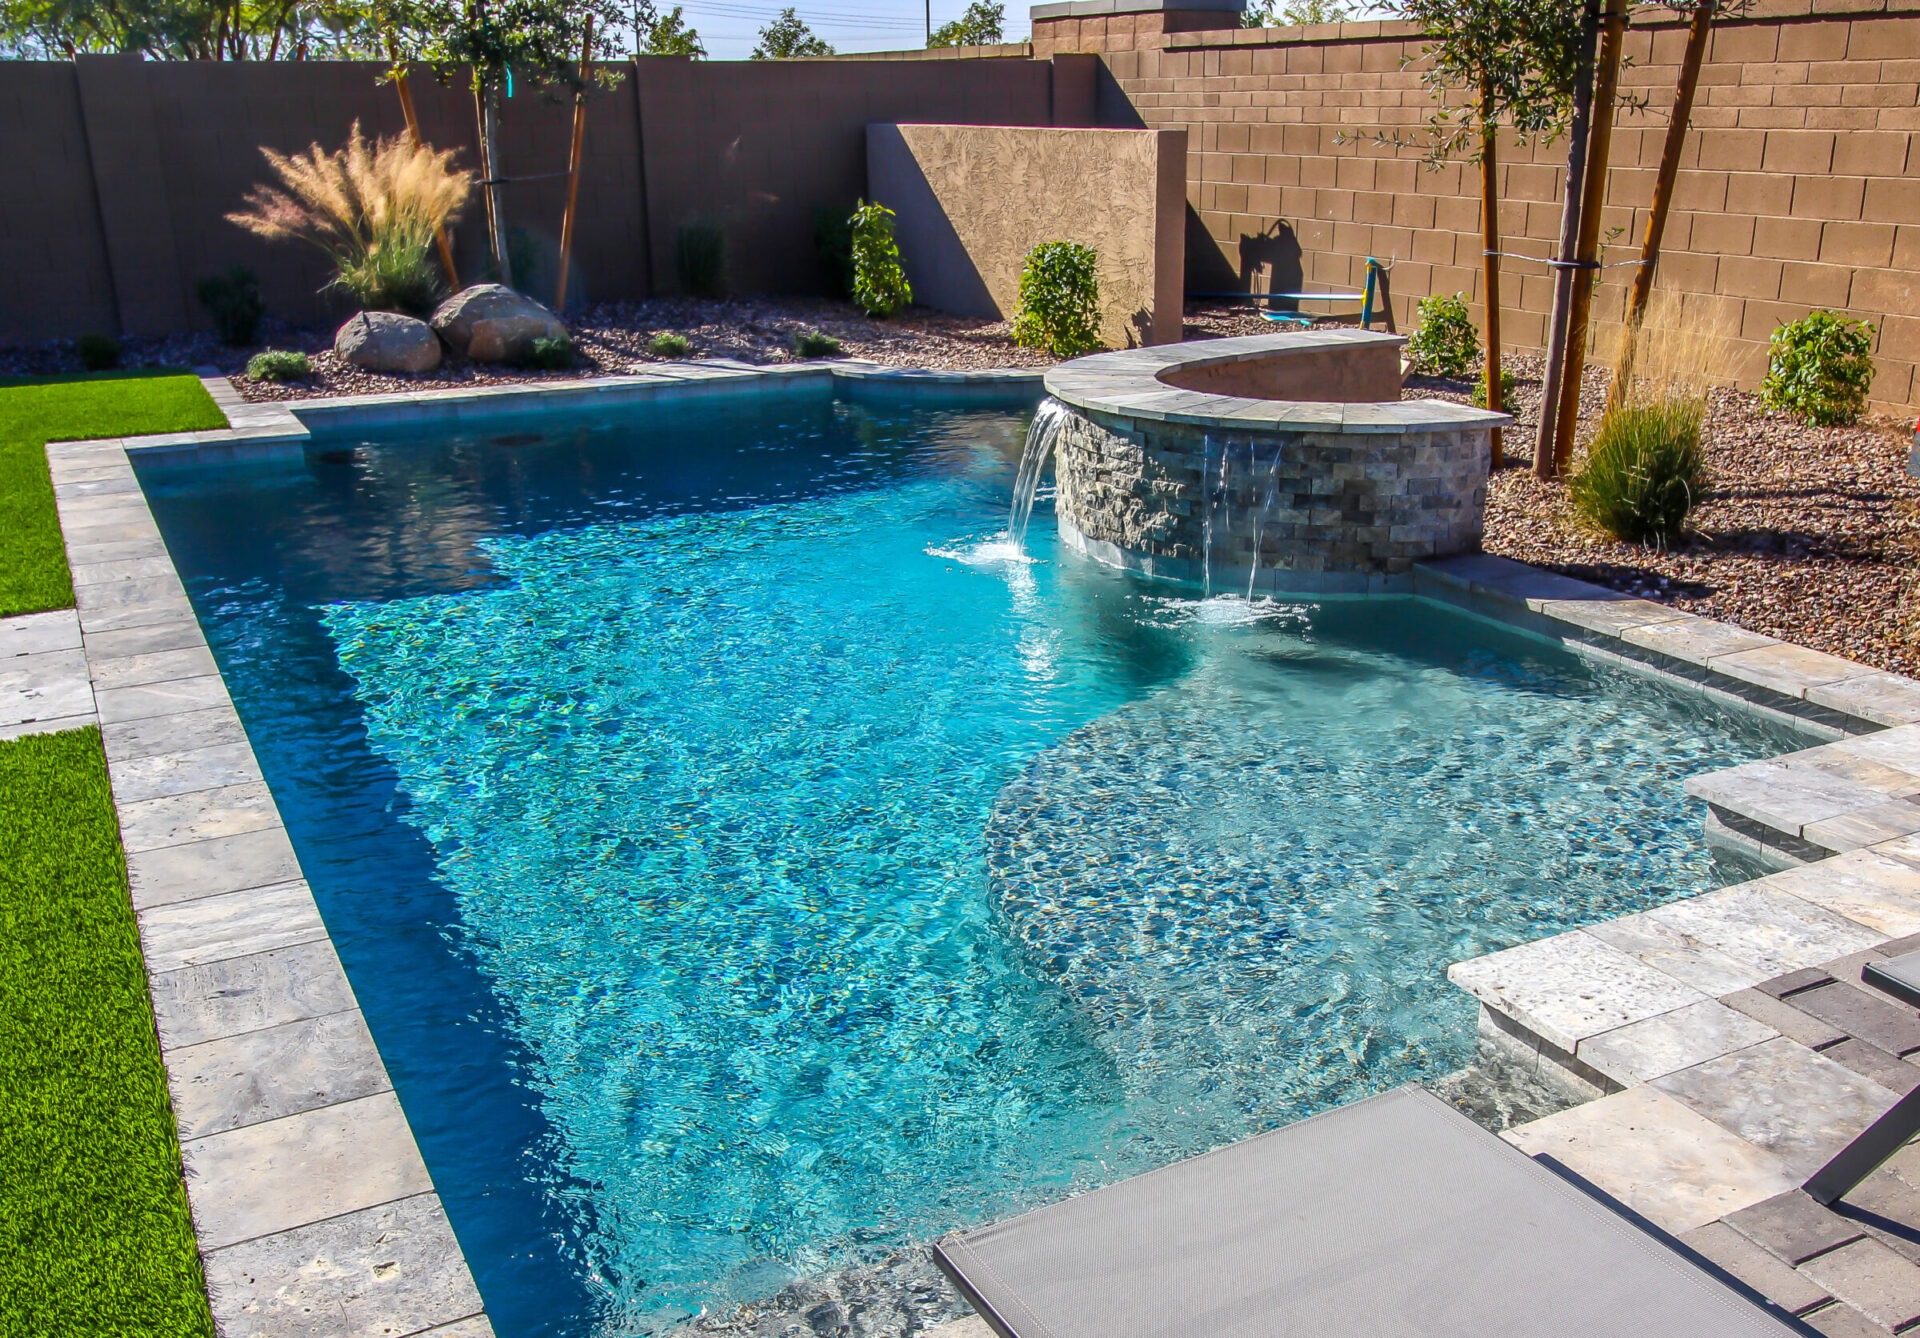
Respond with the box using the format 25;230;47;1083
116;778;279;853
102;703;249;763
0;647;96;726
200;1194;485;1338
138;880;327;972
1681;1221;1834;1315
127;825;303;910
1800;1238;1920;1331
1757;853;1920;939
1446;930;1707;1054
1653;1037;1899;1179
1810;673;1920;729
0;608;81;656
148;941;357;1049
1806;802;1920;856
92;672;231;726
83;620;206;659
1788;983;1920;1057
109;739;263;804
0;712;97;741
1590;883;1882;993
183;1092;434;1250
167;1010;390;1138
1725;1190;1868;1265
1621;615;1780;666
1577;999;1777;1087
1687;761;1896;840
1801;1300;1895;1337
89;643;218;690
1713;644;1875;699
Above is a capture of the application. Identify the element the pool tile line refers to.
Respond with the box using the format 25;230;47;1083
45;442;493;1338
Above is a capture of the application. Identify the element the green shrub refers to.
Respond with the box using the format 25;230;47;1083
675;221;726;298
1407;293;1479;376
517;336;575;371
1013;240;1102;358
74;334;121;372
1570;398;1706;547
196;267;264;345
650;332;692;358
850;200;911;318
814;206;856;298
791;328;843;359
1758;310;1877;426
1471;365;1517;409
337;245;443;316
245;349;311;382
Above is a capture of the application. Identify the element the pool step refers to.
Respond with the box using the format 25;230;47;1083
1688;727;1920;862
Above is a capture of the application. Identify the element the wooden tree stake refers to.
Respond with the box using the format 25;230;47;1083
556;18;595;312
1479;76;1504;469
1534;0;1600;479
389;40;461;291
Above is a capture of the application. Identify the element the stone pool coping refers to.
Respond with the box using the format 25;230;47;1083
1042;330;1512;434
38;360;1920;1335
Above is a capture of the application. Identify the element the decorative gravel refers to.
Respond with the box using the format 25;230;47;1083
6;303;1914;675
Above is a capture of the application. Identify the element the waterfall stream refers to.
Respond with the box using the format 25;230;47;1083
1008;399;1072;552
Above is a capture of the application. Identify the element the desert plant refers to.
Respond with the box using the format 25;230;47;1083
650;332;692;357
791;328;843;359
849;200;911;318
75;334;121;371
814;206;856;298
1759;310;1877;427
196;267;264;346
675;221;726;298
1570;399;1706;547
246;349;311;381
1471;365;1517;409
1407;293;1479;376
1013;241;1102;358
1608;290;1738;412
518;336;575;370
226;121;472;315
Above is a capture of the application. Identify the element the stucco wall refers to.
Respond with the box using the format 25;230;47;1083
867;123;1187;348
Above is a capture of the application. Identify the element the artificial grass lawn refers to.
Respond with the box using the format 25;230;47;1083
0;728;213;1338
0;371;226;618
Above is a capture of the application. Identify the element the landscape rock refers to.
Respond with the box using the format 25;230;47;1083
332;310;442;374
430;284;567;363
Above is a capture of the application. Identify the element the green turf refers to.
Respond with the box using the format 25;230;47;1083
0;727;214;1338
0;371;226;618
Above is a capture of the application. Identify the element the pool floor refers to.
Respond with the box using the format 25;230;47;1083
138;386;1798;1337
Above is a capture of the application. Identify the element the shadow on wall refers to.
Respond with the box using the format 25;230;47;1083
1239;221;1303;298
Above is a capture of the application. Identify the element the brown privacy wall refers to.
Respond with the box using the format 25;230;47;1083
0;53;1058;344
867;123;1187;346
1032;0;1920;410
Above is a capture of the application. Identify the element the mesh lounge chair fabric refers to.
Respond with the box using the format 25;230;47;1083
935;1085;1805;1338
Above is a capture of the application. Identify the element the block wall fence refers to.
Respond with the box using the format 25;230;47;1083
0;52;1091;344
1030;0;1920;410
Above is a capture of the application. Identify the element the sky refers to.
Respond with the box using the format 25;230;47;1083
641;0;1034;60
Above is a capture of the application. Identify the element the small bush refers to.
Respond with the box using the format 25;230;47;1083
1407;293;1478;376
245;349;311;382
1570;399;1706;547
675;221;726;298
1013;240;1102;358
517;336;575;371
1759;310;1877;427
1471;365;1517;409
75;334;121;371
814;206;856;298
791;328;842;359
850;200;911;318
196;267;264;345
650;332;692;358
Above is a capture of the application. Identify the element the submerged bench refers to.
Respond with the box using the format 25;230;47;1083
935;1086;1805;1337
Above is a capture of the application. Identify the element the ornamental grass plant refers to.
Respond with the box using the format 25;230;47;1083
227;121;471;315
1571;294;1733;548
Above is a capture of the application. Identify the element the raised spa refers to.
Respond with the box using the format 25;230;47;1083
1038;331;1511;594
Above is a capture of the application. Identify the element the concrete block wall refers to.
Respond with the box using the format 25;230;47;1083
1032;0;1920;410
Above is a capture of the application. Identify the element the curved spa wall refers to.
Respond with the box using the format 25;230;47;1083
1042;332;1511;595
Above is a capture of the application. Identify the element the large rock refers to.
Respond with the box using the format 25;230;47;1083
333;310;442;373
430;284;567;364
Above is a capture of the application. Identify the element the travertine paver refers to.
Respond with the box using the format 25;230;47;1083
1577;1000;1776;1087
0;610;96;738
1446;930;1707;1055
1619;614;1781;666
48;408;490;1338
1594;884;1884;991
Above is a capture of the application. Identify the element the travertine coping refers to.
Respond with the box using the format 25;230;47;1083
32;359;1040;1338
1041;330;1512;434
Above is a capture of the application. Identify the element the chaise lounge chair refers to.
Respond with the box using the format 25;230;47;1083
934;1085;1810;1337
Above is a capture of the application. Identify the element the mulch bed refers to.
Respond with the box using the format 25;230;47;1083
6;302;1917;676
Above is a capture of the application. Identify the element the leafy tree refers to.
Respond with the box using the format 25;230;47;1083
1242;0;1349;27
385;0;627;288
631;0;700;54
928;0;1000;46
750;6;829;57
1;0;379;58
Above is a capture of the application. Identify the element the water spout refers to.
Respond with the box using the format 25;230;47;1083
1009;399;1072;552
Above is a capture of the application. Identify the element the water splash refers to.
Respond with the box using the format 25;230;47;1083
1008;399;1072;552
1246;444;1284;601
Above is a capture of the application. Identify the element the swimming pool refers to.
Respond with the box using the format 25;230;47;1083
139;383;1796;1338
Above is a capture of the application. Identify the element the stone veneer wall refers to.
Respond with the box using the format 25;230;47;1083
1053;408;1490;591
1029;0;1920;411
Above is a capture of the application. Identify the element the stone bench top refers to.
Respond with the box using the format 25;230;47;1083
1043;331;1514;435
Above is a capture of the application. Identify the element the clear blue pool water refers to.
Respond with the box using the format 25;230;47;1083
140;383;1797;1338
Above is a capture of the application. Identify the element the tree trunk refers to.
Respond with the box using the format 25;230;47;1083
1550;0;1630;476
479;78;515;289
1535;0;1600;479
1479;79;1504;470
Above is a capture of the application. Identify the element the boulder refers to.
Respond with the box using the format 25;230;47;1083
430;284;567;364
333;311;442;374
